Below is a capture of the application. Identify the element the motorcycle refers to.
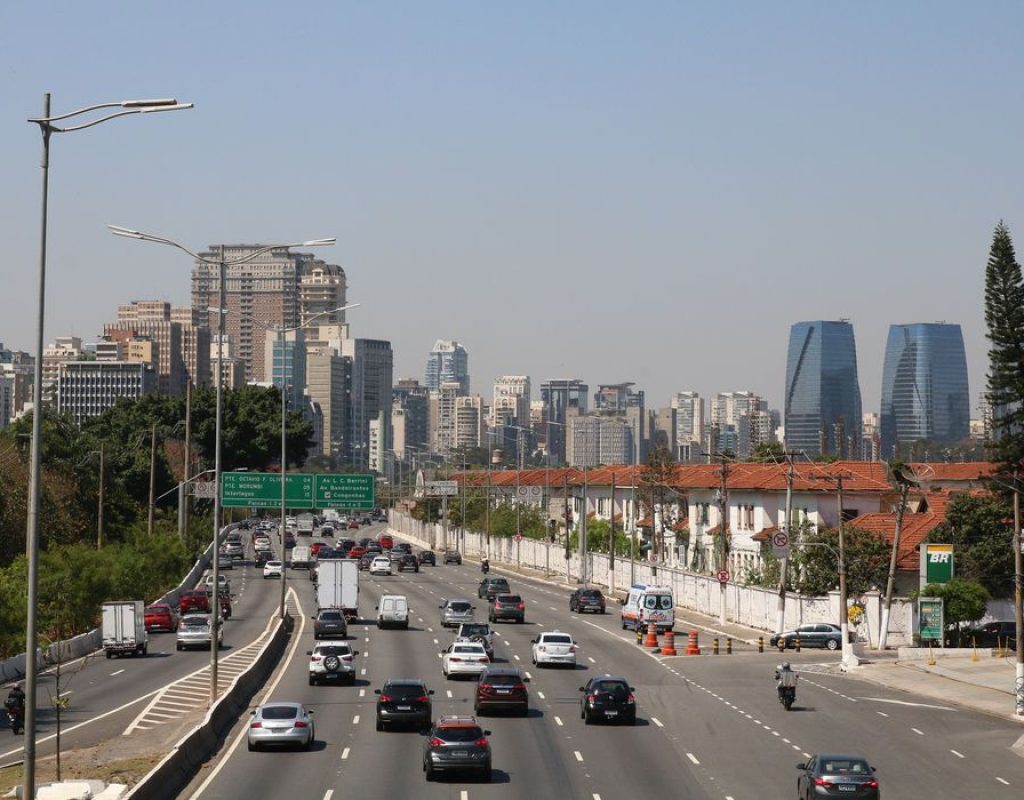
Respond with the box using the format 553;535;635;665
4;702;24;735
777;685;795;711
481;560;490;575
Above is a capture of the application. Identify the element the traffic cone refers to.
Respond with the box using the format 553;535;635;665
643;622;659;649
661;630;677;656
685;630;701;655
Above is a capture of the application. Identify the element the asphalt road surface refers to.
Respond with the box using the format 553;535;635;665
184;532;1024;800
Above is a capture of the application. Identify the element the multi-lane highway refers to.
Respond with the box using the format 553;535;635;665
0;531;286;766
184;527;1024;800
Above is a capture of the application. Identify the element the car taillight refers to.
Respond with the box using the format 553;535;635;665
570;645;578;652
813;778;833;787
538;646;546;652
416;695;429;703
587;693;596;703
429;737;445;746
514;684;526;692
866;780;878;788
474;737;489;747
451;657;462;662
250;722;262;728
627;693;635;704
311;656;322;662
518;602;525;610
294;721;308;728
379;694;392;702
342;655;353;661
479;684;492;692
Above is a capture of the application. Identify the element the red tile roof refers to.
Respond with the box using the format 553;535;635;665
848;488;962;571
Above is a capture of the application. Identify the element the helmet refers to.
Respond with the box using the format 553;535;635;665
779;662;791;671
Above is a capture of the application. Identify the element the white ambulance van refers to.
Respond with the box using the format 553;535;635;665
621;583;675;633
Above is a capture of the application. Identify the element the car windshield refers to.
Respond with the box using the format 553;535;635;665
484;673;520;686
319;611;342;621
184;619;209;629
449;602;471;613
594;680;628;696
453;645;484;654
820;759;871;775
316;646;349;656
437;726;482;742
461;625;489;636
261;706;299;721
497;595;521;604
544;635;572;644
581;590;601;599
386;683;426;698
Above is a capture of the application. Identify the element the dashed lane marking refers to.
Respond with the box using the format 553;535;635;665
651;717;663;727
110;669;125;676
353;715;360;724
912;728;924;735
997;777;1010;785
574;751;584;762
324;791;333;800
447;690;453;698
686;753;700;765
951;749;965;758
537;691;545;700
554;716;563;726
341;748;350;760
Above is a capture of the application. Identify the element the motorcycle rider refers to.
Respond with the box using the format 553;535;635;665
5;683;25;733
775;662;798;701
481;558;490;574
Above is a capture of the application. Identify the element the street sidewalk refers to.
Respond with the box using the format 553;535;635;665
399;532;1023;724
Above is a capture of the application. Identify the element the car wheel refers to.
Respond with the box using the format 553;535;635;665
826;638;839;651
480;767;492;783
584;710;592;725
305;731;314;751
247;740;257;752
376;717;384;732
425;764;435;782
309;676;316;686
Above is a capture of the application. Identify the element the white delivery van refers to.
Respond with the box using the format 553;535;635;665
291;544;312;569
620;584;675;633
102;600;148;658
376;594;409;629
316;558;360;621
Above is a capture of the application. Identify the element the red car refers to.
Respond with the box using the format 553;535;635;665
378;534;394;550
145;604;178;633
349;546;367;559
201;589;232;620
310;542;326;557
475;666;529;716
179;590;212;615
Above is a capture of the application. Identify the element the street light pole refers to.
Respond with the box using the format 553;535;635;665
23;93;190;800
1013;474;1023;716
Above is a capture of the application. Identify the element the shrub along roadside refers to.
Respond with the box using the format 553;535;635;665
0;533;191;658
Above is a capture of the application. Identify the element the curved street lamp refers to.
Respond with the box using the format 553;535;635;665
109;225;334;703
22;94;191;800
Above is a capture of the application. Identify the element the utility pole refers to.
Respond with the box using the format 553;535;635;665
879;465;915;651
580;466;588;584
775;452;798;635
183;382;192;543
97;443;104;549
563;471;572;583
148;423;157;536
1013;472;1023;716
717;454;729;624
810;468;857;667
609;469;616;597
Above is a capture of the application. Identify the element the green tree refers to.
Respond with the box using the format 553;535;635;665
638;442;677;562
792;526;891;596
750;442;786;462
984;221;1024;473
927;493;1014;598
921;578;990;645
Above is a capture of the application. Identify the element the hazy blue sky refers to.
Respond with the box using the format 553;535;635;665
3;2;1021;416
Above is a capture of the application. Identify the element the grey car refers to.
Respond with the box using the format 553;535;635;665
176;614;222;651
313;609;348;639
247;702;315;751
440;598;476;628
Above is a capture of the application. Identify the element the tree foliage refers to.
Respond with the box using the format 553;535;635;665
927;492;1014;598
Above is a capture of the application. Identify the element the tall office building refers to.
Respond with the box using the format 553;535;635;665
541;379;589;465
264;329;307;411
566;414;633;467
784;320;863;458
57;361;156;425
306;344;352;465
342;338;393;470
429;382;462;455
424;340;469;394
42;336;84;406
170;306;211;387
492;375;531;428
879;323;970;459
105;301;186;395
392;380;430;461
672;391;705;462
192;246;345;383
710;391;770;458
455;395;484;451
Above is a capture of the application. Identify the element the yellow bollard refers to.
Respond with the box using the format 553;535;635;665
794;637;801;653
971;636;980;663
726;637;733;655
712;637;719;655
927;642;936;667
758;636;764;654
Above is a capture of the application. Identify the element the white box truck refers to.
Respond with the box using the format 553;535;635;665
316;558;359;622
102;600;148;658
297;513;315;536
291;544;313;569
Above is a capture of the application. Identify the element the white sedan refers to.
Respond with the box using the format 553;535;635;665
369;556;393;576
441;641;490;679
531;630;578;667
263;560;284;579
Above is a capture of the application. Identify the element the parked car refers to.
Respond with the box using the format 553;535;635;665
456;622;495;660
489;594;525;624
444;550;462;565
570;587;606;614
313;609;348;639
398;554;420;573
579;675;636;725
263;560;284;579
370;556;393;576
796;753;879;799
423;716;492;782
770;623;843;651
307;642;358;686
375;679;434;731
418;550;436;566
531;630;577;668
440;598;475;628
144;604;178;633
478;576;510;601
247;702;315;751
176;614;222;651
475;666;529;716
442;641;490;679
968;620;1017;648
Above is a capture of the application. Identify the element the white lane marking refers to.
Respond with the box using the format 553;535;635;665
433;638;439;645
447;690;453;698
324;791;333;800
514;654;521;661
524;671;532;680
58;690;73;698
951;749;965;758
651;717;663;727
110;669;125;676
860;697;955;711
876;711;889;717
353;715;360;724
594;795;602;800
912;728;924;736
537;691;545;700
686;753;700;765
587;657;596;664
341;747;350;760
187;587;306;799
460;792;468;800
554;716;563;726
574;751;584;762
996;777;1010;785
359;689;365;698
549;607;557;611
361;668;367;675
504;640;511;646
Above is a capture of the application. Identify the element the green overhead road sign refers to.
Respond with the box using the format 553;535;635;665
315;473;375;509
221;472;313;508
220;472;375;509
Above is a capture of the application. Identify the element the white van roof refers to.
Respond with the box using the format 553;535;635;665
630;584;672;593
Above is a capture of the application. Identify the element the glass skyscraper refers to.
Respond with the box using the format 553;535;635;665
784;320;863;458
879;323;969;459
424;339;469;394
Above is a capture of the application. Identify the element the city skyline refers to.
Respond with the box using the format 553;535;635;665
3;4;1017;418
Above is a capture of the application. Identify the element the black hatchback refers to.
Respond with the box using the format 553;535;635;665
478;576;510;601
580;676;636;725
796;754;879;799
570;587;606;614
375;679;434;731
313;609;348;639
398;553;420;573
419;550;436;566
423;716;492;782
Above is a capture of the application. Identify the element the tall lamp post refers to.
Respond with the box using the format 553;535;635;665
109;226;333;703
249;303;357;620
23;94;190;800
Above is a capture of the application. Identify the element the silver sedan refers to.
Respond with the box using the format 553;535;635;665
247;702;316;751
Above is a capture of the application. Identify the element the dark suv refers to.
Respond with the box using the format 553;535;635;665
475;666;529;716
579;675;636;725
423;716;492;782
478;576;510;601
313;609;348;639
375;679;434;731
419;550;436;566
398;553;420;573
969;620;1016;648
489;594;525;624
444;550;462;565
570;587;606;614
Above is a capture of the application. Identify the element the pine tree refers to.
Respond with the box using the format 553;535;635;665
983;221;1024;473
